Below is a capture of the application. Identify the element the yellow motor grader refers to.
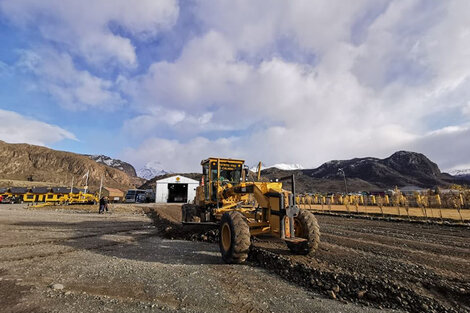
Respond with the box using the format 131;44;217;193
182;157;320;263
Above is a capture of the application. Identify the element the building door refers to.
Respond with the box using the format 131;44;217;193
167;184;188;203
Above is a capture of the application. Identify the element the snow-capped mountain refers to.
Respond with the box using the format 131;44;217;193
449;168;470;177
86;154;137;177
449;168;470;176
250;163;304;172
137;161;172;180
271;163;305;170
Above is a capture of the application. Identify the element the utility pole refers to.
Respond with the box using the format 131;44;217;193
70;177;74;194
98;175;104;200
338;168;348;194
83;170;89;194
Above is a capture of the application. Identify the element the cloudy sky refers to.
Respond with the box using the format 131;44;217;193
0;0;469;173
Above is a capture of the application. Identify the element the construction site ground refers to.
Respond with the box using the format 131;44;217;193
0;203;468;312
0;204;392;313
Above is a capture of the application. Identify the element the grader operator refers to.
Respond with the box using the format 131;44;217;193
182;157;320;264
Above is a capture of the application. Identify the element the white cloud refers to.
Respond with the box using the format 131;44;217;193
464;101;470;116
118;1;470;172
2;1;469;172
122;108;232;138
0;0;179;67
0;109;77;146
404;125;470;172
17;49;124;110
122;136;240;173
0;61;11;76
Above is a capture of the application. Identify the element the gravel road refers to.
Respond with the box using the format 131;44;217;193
0;204;392;313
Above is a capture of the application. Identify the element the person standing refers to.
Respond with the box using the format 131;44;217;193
104;196;109;213
99;196;106;214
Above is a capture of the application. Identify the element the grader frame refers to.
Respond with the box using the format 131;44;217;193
182;157;320;263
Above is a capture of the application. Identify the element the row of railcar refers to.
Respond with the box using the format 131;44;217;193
0;187;98;204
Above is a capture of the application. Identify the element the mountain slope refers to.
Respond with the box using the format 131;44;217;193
0;141;143;191
303;151;445;187
86;154;137;177
262;151;464;193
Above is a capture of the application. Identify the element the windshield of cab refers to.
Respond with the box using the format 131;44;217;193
210;162;242;184
219;168;241;183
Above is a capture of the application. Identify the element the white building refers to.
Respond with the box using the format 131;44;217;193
155;175;199;203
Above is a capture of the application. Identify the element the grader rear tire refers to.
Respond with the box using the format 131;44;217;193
287;210;320;255
219;211;251;264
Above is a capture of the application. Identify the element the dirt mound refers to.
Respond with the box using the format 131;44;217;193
147;205;469;313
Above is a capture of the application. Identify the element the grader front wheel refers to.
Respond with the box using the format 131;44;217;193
219;211;251;264
287;210;320;255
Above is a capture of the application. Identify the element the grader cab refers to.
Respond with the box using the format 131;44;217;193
182;157;320;263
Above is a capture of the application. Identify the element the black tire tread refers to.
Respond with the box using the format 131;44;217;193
287;210;320;255
219;211;251;263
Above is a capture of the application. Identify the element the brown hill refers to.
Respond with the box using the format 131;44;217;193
0;141;143;191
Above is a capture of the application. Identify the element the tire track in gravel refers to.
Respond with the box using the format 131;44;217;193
0;227;156;262
320;221;470;242
322;232;470;260
318;216;470;244
315;240;467;285
0;222;151;249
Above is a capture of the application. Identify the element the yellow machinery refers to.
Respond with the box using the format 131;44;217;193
67;192;97;204
2;187;28;203
182;157;320;263
0;187;97;205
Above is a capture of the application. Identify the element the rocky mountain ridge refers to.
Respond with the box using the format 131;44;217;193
262;151;464;192
449;168;470;181
86;154;137;177
0;141;143;191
